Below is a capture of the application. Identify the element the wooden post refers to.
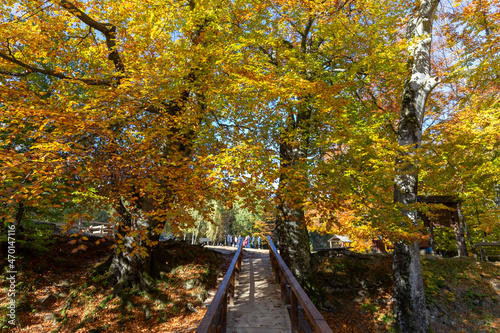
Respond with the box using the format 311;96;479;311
291;291;298;333
221;291;228;333
236;252;242;286
235;258;240;281
230;273;235;306
274;259;279;284
280;270;286;305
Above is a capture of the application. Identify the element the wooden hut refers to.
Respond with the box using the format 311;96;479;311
328;235;353;248
417;195;468;256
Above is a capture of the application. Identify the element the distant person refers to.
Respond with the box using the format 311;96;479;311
234;235;238;247
227;234;231;246
257;236;261;249
238;235;242;246
243;236;248;248
251;235;255;248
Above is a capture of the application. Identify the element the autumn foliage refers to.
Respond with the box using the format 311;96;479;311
1;0;499;285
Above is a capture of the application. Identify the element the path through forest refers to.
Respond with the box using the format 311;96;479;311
207;246;291;332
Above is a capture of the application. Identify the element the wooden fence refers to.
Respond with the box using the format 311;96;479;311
196;242;243;333
268;236;333;333
56;220;115;237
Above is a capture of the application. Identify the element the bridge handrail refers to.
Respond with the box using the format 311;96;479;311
55;220;115;237
267;236;333;333
196;242;243;333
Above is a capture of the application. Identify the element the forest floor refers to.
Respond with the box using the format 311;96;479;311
1;239;500;332
0;236;234;332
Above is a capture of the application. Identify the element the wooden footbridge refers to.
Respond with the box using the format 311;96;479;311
197;237;333;333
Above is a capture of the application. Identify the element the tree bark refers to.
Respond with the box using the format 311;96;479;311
108;197;163;293
451;210;468;257
393;1;440;332
393;241;428;333
458;203;476;256
14;201;25;242
276;199;312;286
276;107;313;286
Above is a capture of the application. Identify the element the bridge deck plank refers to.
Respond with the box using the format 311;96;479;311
226;250;291;333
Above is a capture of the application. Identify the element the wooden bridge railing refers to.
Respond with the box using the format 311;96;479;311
55;220;115;237
196;242;243;333
268;236;333;333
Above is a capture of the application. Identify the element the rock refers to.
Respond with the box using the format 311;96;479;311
58;280;71;288
142;305;151;319
44;313;59;323
472;299;480;305
185;279;196;290
38;294;56;309
44;314;55;322
186;302;198;313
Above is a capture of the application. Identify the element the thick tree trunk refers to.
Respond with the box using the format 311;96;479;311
393;194;429;333
108;197;163;294
393;1;439;332
276;202;311;285
109;246;155;293
276;127;312;286
393;242;429;333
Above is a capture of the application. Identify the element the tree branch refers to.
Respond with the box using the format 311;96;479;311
0;51;112;86
0;69;30;77
301;16;315;53
56;0;125;73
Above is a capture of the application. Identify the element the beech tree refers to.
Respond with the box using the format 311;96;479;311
392;1;440;332
1;0;230;292
226;0;409;286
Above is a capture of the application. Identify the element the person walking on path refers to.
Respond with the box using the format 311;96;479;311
257;236;261;249
251;235;255;248
234;235;238;247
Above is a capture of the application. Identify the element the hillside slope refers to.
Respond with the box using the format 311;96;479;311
312;251;500;333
